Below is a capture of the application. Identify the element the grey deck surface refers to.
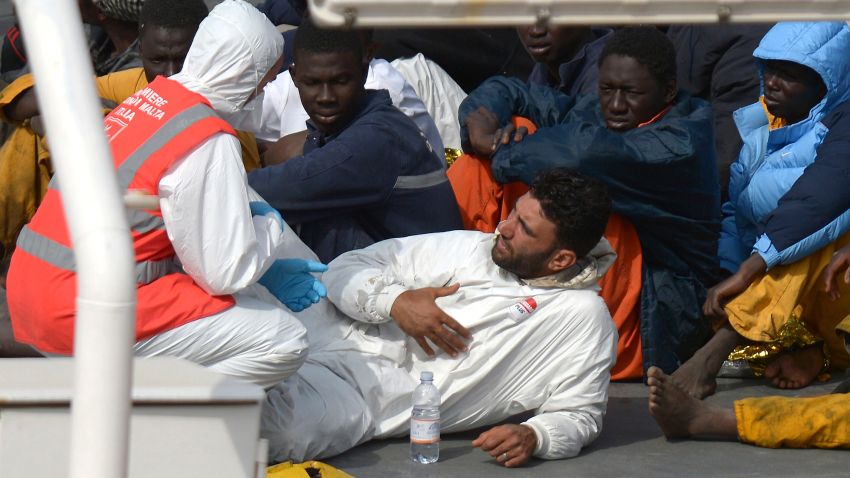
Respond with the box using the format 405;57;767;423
327;375;850;478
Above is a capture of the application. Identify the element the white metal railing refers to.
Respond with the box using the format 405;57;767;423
308;0;850;27
13;2;138;478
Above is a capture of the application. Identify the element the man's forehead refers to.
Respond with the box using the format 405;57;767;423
599;54;654;81
516;193;553;228
295;50;360;69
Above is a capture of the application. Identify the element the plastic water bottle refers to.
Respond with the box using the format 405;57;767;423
410;371;440;464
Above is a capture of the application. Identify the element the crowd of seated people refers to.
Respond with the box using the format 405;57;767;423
1;0;849;465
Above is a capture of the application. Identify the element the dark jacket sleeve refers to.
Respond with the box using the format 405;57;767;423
757;102;850;266
247;122;401;224
458;76;576;150
486;99;700;186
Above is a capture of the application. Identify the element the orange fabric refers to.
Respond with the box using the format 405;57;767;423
447;117;644;379
7;77;236;354
637;103;672;128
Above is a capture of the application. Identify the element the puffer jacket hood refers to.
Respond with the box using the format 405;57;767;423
753;22;850;125
171;0;283;115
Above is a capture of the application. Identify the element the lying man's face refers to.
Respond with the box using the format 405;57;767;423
139;25;197;82
291;49;367;136
492;193;570;279
597;53;675;132
762;59;826;125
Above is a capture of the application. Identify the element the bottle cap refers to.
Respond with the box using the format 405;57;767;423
420;371;433;381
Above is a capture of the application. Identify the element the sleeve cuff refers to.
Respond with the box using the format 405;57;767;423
520;419;548;457
752;234;781;270
374;283;409;321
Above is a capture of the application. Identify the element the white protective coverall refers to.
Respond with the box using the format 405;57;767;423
131;0;308;388
261;230;618;462
246;58;447;162
390;53;468;151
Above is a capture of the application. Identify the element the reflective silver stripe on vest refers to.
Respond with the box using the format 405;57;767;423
47;104;219;234
16;225;180;285
17;225;76;271
117;103;219;233
393;168;448;190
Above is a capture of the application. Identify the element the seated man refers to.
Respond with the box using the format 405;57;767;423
450;27;721;379
261;168;617;466
247;20;462;263
6;0;324;387
674;22;850;398
519;23;612;96
245;26;446;164
647;243;850;449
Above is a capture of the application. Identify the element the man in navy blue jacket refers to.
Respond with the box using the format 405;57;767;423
248;20;462;263
520;24;612;97
458;27;721;377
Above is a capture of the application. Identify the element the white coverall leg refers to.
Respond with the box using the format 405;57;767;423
261;360;377;462
134;287;308;389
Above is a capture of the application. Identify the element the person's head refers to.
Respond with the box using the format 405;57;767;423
357;28;377;62
138;0;208;82
597;27;677;132
291;20;367;135
492;168;611;279
761;60;826;124
517;25;592;73
174;0;283;115
80;0;143;24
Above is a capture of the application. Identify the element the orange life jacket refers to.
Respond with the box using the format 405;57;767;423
7;76;237;354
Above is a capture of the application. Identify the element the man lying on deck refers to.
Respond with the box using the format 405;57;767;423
261;168;617;467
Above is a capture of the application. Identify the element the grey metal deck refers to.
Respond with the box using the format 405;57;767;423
326;374;850;477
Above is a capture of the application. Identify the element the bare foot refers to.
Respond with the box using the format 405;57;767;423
647;366;737;440
670;325;740;399
671;358;717;399
763;345;824;389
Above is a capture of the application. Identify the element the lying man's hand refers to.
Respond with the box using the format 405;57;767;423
824;244;850;301
258;258;328;312
389;283;471;357
472;424;536;468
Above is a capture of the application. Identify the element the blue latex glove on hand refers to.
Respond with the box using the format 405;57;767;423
249;201;284;226
258;258;329;312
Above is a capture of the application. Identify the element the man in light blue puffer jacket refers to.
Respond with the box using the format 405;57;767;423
671;22;850;399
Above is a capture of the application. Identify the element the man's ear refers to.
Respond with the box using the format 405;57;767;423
664;80;677;104
548;248;577;273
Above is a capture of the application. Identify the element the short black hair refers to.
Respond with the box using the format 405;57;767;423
530;168;611;258
139;0;208;31
599;27;676;87
293;19;364;64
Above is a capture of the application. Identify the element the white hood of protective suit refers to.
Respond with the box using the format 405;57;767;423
171;0;283;116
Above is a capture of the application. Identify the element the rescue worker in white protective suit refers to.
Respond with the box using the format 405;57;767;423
261;168;618;467
6;0;325;388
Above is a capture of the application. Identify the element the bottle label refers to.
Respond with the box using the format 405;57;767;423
506;297;537;321
410;416;440;444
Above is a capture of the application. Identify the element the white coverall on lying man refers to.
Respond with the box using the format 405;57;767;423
261;168;618;467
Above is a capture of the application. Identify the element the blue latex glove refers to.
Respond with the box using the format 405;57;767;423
258;258;328;312
249;201;284;226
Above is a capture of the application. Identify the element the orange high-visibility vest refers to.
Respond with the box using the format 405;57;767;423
7;76;237;354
